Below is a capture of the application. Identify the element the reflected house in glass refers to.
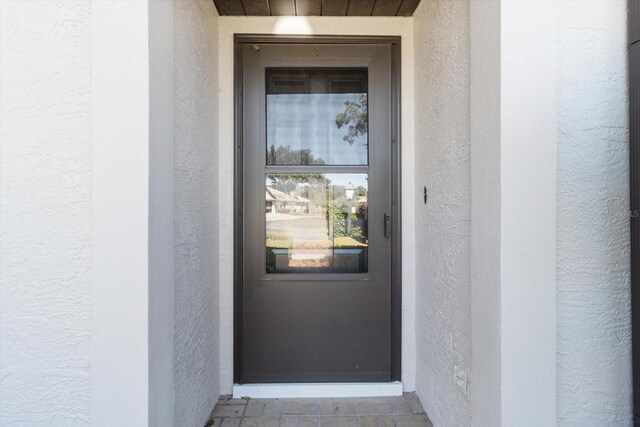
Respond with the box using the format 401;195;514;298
265;186;311;213
265;174;368;274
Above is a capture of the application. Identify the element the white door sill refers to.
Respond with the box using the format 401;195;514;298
232;382;403;399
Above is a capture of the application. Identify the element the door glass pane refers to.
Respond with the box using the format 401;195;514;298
266;173;368;274
266;69;368;166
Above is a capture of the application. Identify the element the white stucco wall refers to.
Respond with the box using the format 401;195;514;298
217;16;416;394
500;5;558;425
413;1;472;426
469;1;502;424
471;2;559;425
0;1;92;424
173;1;221;425
91;1;154;423
149;0;176;425
556;2;631;425
0;3;632;425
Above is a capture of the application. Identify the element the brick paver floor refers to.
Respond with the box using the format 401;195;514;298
206;393;433;427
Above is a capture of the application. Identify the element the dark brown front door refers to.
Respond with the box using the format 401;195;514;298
237;40;398;383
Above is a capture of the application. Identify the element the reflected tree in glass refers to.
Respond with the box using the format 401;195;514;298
335;93;368;146
267;145;326;166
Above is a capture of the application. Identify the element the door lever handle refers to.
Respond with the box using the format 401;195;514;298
384;213;391;238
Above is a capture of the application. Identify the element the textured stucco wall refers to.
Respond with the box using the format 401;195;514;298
468;2;501;425
556;2;631;425
413;1;472;426
173;0;220;425
0;1;92;425
149;0;176;424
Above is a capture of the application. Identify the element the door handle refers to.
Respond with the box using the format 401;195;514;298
384;213;391;238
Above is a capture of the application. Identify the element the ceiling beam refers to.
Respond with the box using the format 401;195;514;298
269;0;296;15
396;0;421;16
212;0;422;16
242;0;270;15
371;0;402;16
347;0;375;16
296;0;322;16
215;0;245;15
322;0;348;16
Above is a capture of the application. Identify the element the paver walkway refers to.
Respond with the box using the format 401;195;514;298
206;393;433;427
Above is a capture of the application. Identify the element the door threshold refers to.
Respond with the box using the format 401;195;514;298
232;382;403;399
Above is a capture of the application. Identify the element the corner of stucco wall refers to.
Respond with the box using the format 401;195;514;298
173;0;220;425
556;1;631;425
413;0;472;425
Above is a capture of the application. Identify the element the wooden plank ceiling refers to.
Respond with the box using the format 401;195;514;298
213;0;422;16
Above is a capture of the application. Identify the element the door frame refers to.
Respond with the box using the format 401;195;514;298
233;34;402;384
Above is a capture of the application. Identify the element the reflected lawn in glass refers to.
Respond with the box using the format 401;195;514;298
266;174;368;274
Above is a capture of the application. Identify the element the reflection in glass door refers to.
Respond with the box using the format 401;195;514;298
266;68;369;166
265;68;371;275
266;173;368;274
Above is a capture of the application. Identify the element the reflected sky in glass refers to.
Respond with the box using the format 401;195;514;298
266;68;368;166
267;93;368;165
